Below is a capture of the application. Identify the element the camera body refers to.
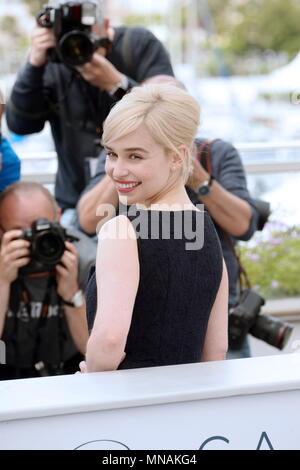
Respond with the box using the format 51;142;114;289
37;1;110;67
19;218;78;276
229;289;264;350
253;198;271;231
229;288;293;350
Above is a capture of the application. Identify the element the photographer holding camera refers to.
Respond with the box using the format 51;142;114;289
5;0;174;217
0;182;96;380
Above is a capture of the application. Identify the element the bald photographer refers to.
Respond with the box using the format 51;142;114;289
0;182;96;379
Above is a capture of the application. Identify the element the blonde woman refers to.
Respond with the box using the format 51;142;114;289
82;84;228;372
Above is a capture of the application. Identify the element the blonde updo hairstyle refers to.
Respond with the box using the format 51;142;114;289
102;84;200;184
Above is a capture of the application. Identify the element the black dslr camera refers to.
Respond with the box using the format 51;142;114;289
253;198;271;231
19;218;79;276
229;289;293;350
36;1;111;67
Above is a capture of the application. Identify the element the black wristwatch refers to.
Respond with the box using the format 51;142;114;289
195;175;215;197
109;75;130;100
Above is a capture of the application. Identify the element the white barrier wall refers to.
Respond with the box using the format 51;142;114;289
1;354;300;450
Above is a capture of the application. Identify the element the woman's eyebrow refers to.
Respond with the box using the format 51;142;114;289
124;147;149;153
105;146;149;154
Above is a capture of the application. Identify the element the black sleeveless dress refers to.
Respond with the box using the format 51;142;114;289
85;209;223;370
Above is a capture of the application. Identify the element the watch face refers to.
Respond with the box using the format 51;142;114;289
72;290;84;308
197;184;210;196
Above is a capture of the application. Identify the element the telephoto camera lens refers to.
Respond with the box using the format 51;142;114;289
34;232;65;265
250;313;293;350
59;31;95;66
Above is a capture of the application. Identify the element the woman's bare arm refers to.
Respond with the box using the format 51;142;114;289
201;260;229;362
85;215;139;372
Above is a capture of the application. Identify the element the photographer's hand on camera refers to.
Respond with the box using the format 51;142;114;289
77;52;124;92
29;25;56;67
0;230;30;285
187;154;211;193
0;231;30;336
187;154;252;238
56;241;79;302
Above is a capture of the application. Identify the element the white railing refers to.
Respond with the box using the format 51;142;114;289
1;354;300;449
235;140;300;151
237;140;300;174
20;151;57;184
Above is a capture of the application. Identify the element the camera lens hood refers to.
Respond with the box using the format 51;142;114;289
58;30;95;66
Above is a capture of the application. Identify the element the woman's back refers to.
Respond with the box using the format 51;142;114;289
86;209;223;369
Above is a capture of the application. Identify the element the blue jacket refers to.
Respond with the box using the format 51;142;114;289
0;136;21;192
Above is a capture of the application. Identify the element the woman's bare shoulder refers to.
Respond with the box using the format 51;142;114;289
98;215;137;241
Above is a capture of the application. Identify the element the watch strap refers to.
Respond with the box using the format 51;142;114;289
208;174;215;186
62;299;75;307
62;289;84;308
196;174;215;196
108;75;129;100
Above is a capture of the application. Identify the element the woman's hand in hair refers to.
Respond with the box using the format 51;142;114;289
56;241;79;302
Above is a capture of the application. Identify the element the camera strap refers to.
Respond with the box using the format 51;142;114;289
196;139;215;175
10;272;61;376
222;231;251;292
196;139;252;294
78;80;107;152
